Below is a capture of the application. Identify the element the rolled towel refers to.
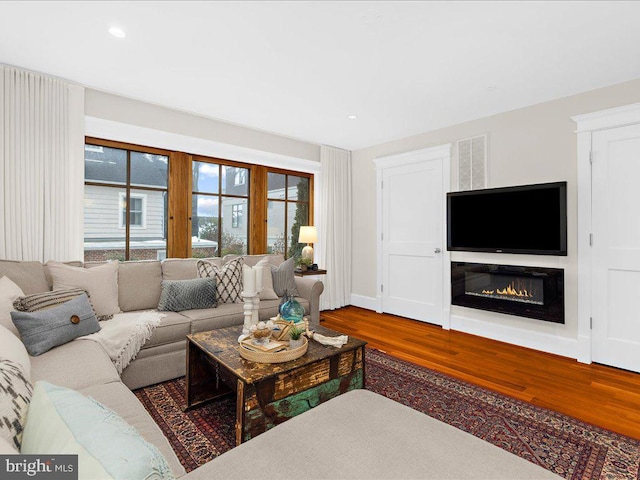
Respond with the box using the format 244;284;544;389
310;332;348;348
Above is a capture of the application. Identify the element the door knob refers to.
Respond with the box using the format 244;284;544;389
435;248;441;254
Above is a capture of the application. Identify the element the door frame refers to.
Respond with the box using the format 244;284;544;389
373;144;452;329
572;102;640;364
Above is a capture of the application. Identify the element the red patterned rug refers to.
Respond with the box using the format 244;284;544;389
134;348;640;479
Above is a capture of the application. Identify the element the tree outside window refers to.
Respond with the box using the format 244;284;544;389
267;172;310;259
192;161;249;257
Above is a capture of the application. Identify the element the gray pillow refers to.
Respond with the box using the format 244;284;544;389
157;278;217;312
10;294;101;356
270;257;299;297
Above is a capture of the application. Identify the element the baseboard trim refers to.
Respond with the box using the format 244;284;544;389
350;294;378;311
450;314;580;360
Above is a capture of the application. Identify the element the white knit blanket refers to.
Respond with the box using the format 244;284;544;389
77;310;165;374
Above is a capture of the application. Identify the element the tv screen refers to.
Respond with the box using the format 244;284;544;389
447;182;567;255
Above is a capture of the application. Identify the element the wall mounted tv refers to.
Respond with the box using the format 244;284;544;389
447;181;567;256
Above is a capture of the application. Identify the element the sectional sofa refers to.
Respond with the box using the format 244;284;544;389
0;255;559;479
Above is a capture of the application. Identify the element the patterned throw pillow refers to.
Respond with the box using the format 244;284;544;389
0;358;33;450
13;288;90;313
197;258;244;304
270;257;299;297
157;278;217;312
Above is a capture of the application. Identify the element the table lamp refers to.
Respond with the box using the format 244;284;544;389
298;226;317;262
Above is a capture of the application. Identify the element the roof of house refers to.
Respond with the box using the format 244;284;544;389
84;146;168;188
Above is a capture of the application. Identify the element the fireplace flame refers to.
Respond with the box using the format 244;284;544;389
482;280;534;299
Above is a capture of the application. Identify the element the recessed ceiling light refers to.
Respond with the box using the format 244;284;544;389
108;26;126;39
347;115;358;120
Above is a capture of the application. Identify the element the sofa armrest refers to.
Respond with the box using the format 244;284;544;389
294;277;324;326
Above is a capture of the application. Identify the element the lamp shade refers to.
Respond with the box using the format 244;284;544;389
298;226;318;244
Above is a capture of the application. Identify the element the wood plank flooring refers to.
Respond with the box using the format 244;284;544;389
321;306;640;440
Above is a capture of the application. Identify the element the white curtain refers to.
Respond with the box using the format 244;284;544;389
0;65;85;262
318;145;352;310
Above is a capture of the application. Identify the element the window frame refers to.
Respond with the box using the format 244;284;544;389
191;158;251;257
266;168;313;259
85;137;314;259
84;137;170;261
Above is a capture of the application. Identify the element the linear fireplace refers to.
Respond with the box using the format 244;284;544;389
451;262;564;324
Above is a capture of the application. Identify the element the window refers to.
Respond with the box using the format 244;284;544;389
232;204;243;228
85;137;313;259
119;193;146;228
267;172;311;258
192;161;250;257
84;141;169;262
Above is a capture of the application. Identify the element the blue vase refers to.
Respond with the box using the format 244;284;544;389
278;290;291;316
281;296;304;323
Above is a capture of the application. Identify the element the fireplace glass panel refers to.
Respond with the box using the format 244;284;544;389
464;272;544;305
451;262;564;324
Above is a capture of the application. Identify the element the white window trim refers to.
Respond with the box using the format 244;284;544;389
232;204;243;228
234;169;246;186
118;192;147;229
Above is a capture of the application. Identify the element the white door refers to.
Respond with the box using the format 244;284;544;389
592;123;640;372
381;157;444;325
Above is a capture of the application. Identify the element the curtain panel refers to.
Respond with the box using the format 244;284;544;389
0;65;84;262
319;145;352;310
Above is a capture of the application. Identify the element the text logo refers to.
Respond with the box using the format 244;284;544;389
1;455;78;479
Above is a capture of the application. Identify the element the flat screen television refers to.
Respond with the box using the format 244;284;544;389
447;181;567;256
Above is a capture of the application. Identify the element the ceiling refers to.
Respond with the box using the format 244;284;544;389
1;1;640;151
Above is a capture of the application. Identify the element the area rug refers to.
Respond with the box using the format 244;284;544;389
134;348;640;479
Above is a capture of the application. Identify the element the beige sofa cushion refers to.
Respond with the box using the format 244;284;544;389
181;303;246;333
223;254;284;267
183;298;309;333
140;311;191;349
30;340;119;390
118;261;162;312
0;260;49;294
79;382;186;479
48;261;120;320
0;276;24;335
0;324;30;380
161;257;222;281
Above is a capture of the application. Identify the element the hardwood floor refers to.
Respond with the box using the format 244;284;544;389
321;306;640;440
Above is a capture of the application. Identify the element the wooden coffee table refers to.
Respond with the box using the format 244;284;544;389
186;324;366;445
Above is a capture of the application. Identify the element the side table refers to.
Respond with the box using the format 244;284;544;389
294;268;327;277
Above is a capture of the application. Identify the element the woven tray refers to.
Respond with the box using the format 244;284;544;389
239;336;308;363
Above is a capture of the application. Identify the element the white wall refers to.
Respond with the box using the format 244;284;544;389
85;89;321;163
351;77;640;358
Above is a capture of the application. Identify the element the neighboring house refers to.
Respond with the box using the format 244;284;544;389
84;146;170;260
84;185;167;242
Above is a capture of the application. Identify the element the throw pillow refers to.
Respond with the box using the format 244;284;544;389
270;257;299;297
157;278;217;312
21;381;175;480
11;294;101;356
0;358;33;450
197;257;244;304
0;436;18;454
0;276;24;335
244;258;279;300
47;261;120;321
0;325;31;380
13;287;90;313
